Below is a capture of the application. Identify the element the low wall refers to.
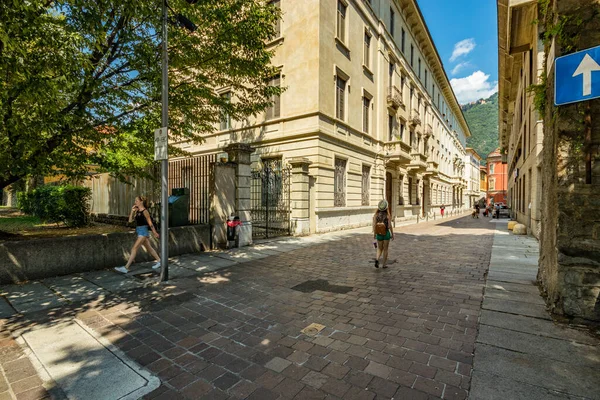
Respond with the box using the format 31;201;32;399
0;225;210;284
91;213;130;226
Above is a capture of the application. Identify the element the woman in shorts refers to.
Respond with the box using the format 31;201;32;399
115;196;161;273
373;200;394;268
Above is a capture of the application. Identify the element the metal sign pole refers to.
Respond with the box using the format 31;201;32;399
160;0;169;282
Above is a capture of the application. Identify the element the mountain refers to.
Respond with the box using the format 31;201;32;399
462;92;498;164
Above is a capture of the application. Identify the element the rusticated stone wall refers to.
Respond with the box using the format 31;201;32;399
538;0;600;322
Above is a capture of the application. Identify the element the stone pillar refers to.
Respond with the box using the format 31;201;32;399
211;163;236;248
289;158;312;236
225;143;254;247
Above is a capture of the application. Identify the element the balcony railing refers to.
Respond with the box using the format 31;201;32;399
408;150;428;171
410;109;421;126
387;86;403;110
424;123;433;137
384;140;412;164
426;160;439;175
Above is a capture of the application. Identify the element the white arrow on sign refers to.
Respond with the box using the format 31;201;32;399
572;53;600;96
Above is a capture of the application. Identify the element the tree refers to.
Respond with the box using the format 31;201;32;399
0;0;282;190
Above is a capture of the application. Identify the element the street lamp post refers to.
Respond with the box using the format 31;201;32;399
158;0;197;282
160;0;169;282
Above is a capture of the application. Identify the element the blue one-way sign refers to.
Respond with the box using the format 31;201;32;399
555;45;600;106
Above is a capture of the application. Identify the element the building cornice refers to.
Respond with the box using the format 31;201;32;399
497;0;537;149
394;0;471;139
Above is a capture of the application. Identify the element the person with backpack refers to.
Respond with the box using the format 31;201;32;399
115;196;161;273
373;200;394;269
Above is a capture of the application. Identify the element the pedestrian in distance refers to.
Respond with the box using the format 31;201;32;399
373;200;394;269
115;196;161;274
472;203;480;219
440;204;445;217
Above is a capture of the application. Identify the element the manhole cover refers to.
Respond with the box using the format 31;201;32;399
291;279;353;294
301;323;325;336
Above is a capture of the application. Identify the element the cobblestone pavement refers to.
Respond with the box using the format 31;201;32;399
0;215;494;400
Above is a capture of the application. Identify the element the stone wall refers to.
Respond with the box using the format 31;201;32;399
91;213;130;226
538;0;600;322
0;225;210;284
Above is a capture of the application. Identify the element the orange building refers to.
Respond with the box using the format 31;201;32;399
486;148;507;205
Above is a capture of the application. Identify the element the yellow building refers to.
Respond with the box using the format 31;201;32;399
480;165;488;194
178;0;470;235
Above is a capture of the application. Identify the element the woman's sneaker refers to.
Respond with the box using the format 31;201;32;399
114;266;129;274
151;262;161;270
374;259;379;268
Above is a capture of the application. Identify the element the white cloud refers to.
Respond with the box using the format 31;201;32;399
451;62;471;76
450;71;498;104
450;38;476;62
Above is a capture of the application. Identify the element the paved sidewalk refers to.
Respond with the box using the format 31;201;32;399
471;221;600;400
0;214;598;400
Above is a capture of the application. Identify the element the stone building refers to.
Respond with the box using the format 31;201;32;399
485;148;508;206
464;148;482;207
498;0;543;237
498;0;600;322
176;0;470;236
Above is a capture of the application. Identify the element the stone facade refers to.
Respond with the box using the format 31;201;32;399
498;0;543;237
464;148;482;207
499;0;600;322
175;0;471;234
539;0;600;323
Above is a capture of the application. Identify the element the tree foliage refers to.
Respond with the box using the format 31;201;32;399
463;92;499;164
0;0;281;190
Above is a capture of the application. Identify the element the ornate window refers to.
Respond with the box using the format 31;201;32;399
334;158;347;207
219;92;231;131
362;95;371;133
270;0;281;38
336;76;346;120
364;30;372;69
362;165;370;206
337;1;347;43
401;28;405;53
266;74;281;120
398;176;404;205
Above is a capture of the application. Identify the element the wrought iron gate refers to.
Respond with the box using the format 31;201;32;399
168;154;216;224
250;159;292;239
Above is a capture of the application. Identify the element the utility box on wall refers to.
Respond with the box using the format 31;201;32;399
169;187;190;227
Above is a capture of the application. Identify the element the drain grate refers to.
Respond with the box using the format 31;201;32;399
301;323;326;336
291;279;353;294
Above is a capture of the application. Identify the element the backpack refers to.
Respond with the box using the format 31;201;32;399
375;211;388;235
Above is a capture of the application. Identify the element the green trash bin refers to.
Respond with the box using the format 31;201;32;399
168;188;190;227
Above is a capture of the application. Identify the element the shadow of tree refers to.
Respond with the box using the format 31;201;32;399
3;217;592;399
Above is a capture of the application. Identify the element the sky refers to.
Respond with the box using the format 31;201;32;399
416;0;499;104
